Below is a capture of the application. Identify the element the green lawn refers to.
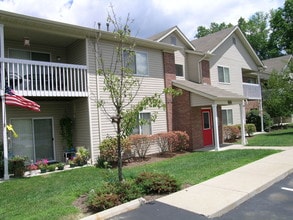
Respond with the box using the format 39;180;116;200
246;127;293;146
0;149;279;220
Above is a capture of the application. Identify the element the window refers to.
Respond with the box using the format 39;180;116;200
222;109;233;125
218;66;230;83
175;64;183;77
132;113;152;135
124;51;148;76
9;49;50;61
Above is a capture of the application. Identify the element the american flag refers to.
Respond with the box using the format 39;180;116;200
5;87;40;112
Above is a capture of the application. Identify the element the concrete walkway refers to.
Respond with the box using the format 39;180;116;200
82;145;293;219
157;145;293;218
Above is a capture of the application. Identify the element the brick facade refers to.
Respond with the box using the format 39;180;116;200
201;60;211;85
245;100;260;113
163;52;176;131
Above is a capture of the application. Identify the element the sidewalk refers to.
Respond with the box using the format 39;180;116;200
83;145;293;219
157;145;293;218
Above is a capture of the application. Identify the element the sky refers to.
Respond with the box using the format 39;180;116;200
0;0;285;40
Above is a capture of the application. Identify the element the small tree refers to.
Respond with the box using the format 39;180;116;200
96;7;181;181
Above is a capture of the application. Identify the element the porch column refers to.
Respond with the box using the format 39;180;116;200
240;101;247;145
212;104;220;151
258;74;264;132
0;24;9;180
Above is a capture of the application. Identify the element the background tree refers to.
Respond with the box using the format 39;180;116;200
262;62;293;124
269;0;293;55
96;7;181;182
194;0;292;59
195;22;233;38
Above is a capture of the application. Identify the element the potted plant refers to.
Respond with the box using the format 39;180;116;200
26;163;38;176
57;162;65;170
74;146;90;166
47;164;56;172
9;155;27;177
36;159;48;173
68;159;76;168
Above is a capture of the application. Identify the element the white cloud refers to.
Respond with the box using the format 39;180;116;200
0;0;285;39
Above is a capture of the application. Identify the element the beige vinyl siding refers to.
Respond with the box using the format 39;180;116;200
95;40;168;156
221;104;241;125
186;53;202;82
161;33;185;47
72;98;91;150
209;33;258;96
190;93;213;106
86;38;101;161
174;50;185;79
67;39;86;65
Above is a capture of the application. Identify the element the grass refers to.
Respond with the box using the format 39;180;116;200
0;149;280;220
246;127;293;146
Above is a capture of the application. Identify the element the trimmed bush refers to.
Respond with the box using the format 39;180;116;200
135;172;180;194
171;131;190;152
246;109;272;131
236;124;257;137
154;132;170;154
87;180;144;212
129;134;153;159
98;136;131;164
223;125;240;142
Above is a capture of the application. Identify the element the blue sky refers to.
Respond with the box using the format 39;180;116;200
0;0;285;39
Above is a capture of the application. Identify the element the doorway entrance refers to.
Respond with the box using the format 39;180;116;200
10;118;54;162
201;109;213;146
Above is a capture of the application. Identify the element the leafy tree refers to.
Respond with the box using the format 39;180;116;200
269;0;293;55
195;22;233;38
96;7;181;181
262;63;293;124
238;12;270;60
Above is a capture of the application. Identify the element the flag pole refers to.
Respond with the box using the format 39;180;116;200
0;24;9;180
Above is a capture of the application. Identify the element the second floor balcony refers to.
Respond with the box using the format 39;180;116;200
1;58;88;97
243;82;262;100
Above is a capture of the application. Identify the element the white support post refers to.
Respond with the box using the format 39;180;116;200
0;24;9;180
259;99;264;132
212;104;220;151
240;101;247;145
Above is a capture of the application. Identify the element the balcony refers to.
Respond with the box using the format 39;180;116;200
243;83;262;100
1;58;88;97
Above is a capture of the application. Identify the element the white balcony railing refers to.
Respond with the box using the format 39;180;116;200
243;82;262;100
0;58;88;97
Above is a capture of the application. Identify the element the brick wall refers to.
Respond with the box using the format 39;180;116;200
163;52;176;132
201;60;211;85
245;100;260;112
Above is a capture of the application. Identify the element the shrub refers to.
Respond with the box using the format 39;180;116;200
99;136;131;164
246;109;272;131
9;156;27;177
236;124;257;137
129;134;153;159
74;146;90;166
135;172;180;194
47;164;56;172
171;131;190;152
154;132;171;154
223;125;240;142
87;180;144;212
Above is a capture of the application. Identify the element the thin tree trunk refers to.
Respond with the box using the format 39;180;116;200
117;117;123;182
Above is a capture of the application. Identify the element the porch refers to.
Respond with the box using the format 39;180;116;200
242;83;261;100
1;58;88;97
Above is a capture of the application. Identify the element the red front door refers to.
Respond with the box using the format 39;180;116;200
201;109;213;146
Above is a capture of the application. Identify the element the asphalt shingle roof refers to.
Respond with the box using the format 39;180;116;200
262;55;292;73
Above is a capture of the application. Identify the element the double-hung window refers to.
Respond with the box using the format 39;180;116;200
124;51;148;76
132;112;152;135
175;64;183;77
218;66;230;83
222;109;233;125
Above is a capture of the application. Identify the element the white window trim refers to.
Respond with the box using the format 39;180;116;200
217;65;230;84
222;109;233;125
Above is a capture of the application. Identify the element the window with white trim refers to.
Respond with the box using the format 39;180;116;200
222;109;233;125
124;51;148;76
218;66;230;83
175;64;183;77
132;112;152;135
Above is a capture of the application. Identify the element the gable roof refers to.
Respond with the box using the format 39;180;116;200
262;55;292;73
148;26;196;51
173;80;245;102
191;26;264;68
